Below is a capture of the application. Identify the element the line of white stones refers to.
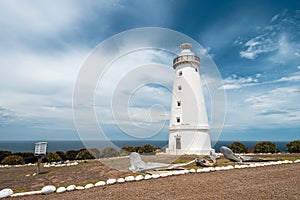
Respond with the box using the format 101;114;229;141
0;159;299;199
0;161;79;169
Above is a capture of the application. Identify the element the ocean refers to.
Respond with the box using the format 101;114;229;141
0;140;290;153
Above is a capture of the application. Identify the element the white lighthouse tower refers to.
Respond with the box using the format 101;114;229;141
166;43;211;155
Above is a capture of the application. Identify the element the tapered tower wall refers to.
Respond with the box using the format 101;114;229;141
166;43;211;155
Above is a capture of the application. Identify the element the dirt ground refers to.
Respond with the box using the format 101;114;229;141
0;160;124;192
13;163;300;200
1;153;300;199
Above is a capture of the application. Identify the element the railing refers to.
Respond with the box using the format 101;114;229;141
173;55;200;68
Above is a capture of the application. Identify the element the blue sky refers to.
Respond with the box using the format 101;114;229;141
0;0;299;142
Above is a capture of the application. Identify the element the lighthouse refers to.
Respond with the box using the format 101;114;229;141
166;43;211;155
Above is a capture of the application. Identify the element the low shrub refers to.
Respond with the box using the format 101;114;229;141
100;147;120;158
42;152;62;163
75;149;95;160
1;155;25;165
138;144;156;154
285;140;300;153
13;152;36;164
228;142;248;153
0;150;12;163
253;142;279;153
55;151;66;161
66;150;80;160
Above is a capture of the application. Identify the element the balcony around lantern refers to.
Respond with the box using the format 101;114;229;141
173;55;200;69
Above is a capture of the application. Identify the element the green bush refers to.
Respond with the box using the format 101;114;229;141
42;152;62;163
75;149;95;160
253;142;279;153
66;150;80;160
138;144;156;154
88;148;101;158
1;155;25;165
228;142;248;153
55;151;66;161
120;146;137;156
0;150;12;163
100;147;120;158
285;140;300;153
13;152;36;164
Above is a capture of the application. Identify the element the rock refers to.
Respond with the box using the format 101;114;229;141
160;173;168;177
41;185;56;194
189;169;196;173
167;172;173;176
144;174;152;180
11;190;41;197
151;174;160;179
106;178;116;185
95;181;106;186
66;185;76;191
135;175;144;181
173;171;181;175
56;187;66;193
125;176;135;182
0;188;13;198
85;183;94;189
117;178;125;183
75;186;85;190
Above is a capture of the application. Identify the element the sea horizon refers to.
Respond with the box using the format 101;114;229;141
0;140;291;153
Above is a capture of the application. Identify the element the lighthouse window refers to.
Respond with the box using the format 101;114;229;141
177;101;181;107
176;117;180;123
178;71;183;76
195;68;198;72
178;85;182;91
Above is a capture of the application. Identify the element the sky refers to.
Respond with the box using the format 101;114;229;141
0;0;299;143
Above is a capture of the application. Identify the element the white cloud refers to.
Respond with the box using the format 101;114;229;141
271;14;279;22
244;86;300;123
275;71;300;83
239;10;299;61
221;74;259;90
222;70;300;90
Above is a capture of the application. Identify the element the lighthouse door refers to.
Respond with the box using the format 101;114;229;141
175;136;181;150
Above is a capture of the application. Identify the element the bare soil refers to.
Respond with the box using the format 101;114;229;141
1;153;300;199
13;163;300;200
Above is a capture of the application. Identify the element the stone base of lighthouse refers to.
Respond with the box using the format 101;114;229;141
166;129;212;155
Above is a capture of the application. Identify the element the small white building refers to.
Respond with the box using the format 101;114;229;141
166;43;211;155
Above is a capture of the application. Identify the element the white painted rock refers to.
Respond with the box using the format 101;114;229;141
56;187;66;193
294;159;300;163
0;188;13;198
117;178;125;183
10;190;41;197
66;185;76;191
75;186;85;190
95;181;106;186
106;179;116;185
160;173;168;178
135;175;144;181
151;174;160;179
189;169;196;173
85;183;94;189
144;174;152;180
41;185;56;194
167;172;173;176
125;176;135;182
173;170;181;175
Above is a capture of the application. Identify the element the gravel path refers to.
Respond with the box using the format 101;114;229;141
15;163;300;200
